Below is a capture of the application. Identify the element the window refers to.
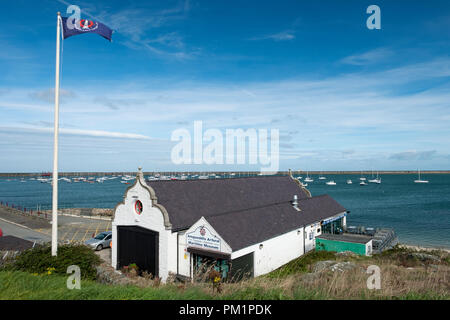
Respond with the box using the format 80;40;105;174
134;200;143;215
317;228;321;233
94;233;107;240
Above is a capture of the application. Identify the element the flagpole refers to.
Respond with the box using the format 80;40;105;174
51;12;61;256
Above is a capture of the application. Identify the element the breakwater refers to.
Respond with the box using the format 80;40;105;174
0;170;449;177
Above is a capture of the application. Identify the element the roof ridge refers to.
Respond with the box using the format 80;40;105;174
145;175;290;183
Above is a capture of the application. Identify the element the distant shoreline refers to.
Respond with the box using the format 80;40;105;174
0;170;449;177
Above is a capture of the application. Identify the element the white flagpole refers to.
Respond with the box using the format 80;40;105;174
51;12;61;256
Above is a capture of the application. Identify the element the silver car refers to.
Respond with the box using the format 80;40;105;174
85;231;112;251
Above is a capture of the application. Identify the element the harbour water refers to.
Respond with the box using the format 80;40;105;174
0;173;449;249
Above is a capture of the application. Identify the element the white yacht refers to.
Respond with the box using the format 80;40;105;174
360;181;368;186
368;172;381;184
304;171;313;182
359;171;366;181
346;179;352;184
414;169;429;183
318;172;326;180
326;180;336;186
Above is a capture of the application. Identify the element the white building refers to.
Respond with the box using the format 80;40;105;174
111;168;347;282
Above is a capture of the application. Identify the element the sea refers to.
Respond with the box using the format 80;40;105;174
0;173;449;249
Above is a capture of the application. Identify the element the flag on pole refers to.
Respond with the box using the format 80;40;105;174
51;12;113;257
61;17;113;41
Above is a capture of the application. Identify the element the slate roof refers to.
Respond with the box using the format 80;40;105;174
207;195;347;251
147;176;310;231
146;176;347;251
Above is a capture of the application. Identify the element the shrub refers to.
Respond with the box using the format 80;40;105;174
10;244;101;280
267;250;337;278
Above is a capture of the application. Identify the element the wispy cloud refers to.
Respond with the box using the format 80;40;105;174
56;0;193;59
0;125;154;140
389;150;437;161
250;30;295;41
29;88;76;104
1;55;449;170
340;48;393;66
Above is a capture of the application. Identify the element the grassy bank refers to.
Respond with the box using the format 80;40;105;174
0;246;448;300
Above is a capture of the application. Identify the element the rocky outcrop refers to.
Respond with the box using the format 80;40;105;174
407;252;441;263
312;260;362;273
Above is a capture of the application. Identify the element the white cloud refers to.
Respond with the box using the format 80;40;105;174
340;48;393;65
1;56;449;170
0;125;154;140
250;30;295;41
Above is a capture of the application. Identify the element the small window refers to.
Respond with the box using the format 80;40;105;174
135;200;143;215
317;228;321;233
105;235;111;240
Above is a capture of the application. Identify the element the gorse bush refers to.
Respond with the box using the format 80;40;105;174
8;244;101;280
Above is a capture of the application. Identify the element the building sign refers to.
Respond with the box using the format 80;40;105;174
186;225;221;251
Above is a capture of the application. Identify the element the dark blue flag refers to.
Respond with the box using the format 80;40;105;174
61;17;113;41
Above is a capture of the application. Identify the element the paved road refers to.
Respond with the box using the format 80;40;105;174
0;207;112;244
0;218;51;243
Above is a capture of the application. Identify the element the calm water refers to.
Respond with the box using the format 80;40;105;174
0;174;449;249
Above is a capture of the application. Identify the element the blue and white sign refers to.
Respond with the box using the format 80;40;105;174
322;213;346;225
186;225;221;251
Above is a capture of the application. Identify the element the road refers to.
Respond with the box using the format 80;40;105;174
0;206;112;244
0;218;51;243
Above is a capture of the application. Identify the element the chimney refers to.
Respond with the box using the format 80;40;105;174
292;194;299;211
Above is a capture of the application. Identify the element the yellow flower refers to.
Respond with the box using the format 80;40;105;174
214;276;221;283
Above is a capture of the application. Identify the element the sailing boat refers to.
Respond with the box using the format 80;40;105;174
368;171;381;184
318;171;326;180
304;171;313;182
359;171;366;181
414;169;429;183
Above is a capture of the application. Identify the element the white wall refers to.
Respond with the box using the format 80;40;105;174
304;222;322;253
112;178;177;282
366;240;373;256
232;227;305;277
177;230;190;277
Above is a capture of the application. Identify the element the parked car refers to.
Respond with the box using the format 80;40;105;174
85;231;112;251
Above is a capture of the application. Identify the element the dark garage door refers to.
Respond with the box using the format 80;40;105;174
117;226;159;277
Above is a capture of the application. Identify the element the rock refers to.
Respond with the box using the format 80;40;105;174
313;260;337;273
312;260;360;273
329;262;359;272
408;253;440;263
336;251;357;258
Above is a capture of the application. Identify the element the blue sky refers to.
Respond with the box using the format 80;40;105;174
0;0;449;172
